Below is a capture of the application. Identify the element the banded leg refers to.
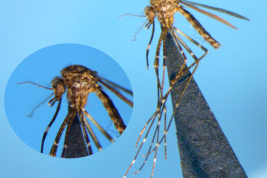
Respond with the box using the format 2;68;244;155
41;99;61;153
135;112;157;148
133;105;165;176
163;105;167;160
82;112;103;151
79;111;93;155
163;27;207;103
161;28;167;99
95;88;126;134
146;21;155;69
61;112;75;158
83;109;114;143
178;7;220;49
124;92;171;177
49;107;76;157
146;61;201;156
154;30;165;103
123;109;159;178
139;27;209;160
144;31;208;156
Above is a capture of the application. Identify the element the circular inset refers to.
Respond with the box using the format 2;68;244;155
5;44;133;158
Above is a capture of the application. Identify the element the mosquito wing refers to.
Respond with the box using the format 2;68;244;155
96;75;133;108
179;0;250;20
98;76;133;96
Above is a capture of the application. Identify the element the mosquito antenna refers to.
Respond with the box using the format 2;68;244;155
27;93;54;117
119;14;146;18
18;81;53;90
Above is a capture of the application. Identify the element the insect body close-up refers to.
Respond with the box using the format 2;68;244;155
122;0;250;177
5;44;133;159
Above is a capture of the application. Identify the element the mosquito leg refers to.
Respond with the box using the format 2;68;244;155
147;113;174;155
123;110;159;178
135;112;157;148
147;63;201;155
146;21;155;69
161;28;207;100
83;109;114;143
95;88;126;134
154;30;164;104
172;27;208;57
172;33;187;69
61;113;75;158
133;114;160;175
143;28;208;156
151;115;160;178
41;99;61;153
82;112;103;151
161;29;167;99
163;105;167;160
79;112;93;155
133;101;167;176
49;107;76;157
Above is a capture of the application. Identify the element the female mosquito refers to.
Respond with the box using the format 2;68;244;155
123;0;249;177
19;65;133;157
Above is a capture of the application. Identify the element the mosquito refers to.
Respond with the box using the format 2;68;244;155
123;0;249;177
18;65;133;157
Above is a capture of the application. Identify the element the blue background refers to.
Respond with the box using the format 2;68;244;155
1;0;267;177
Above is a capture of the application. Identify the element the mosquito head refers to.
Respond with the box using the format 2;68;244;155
144;6;156;24
48;77;65;106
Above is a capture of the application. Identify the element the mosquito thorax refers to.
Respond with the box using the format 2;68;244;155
150;0;179;28
60;65;99;109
